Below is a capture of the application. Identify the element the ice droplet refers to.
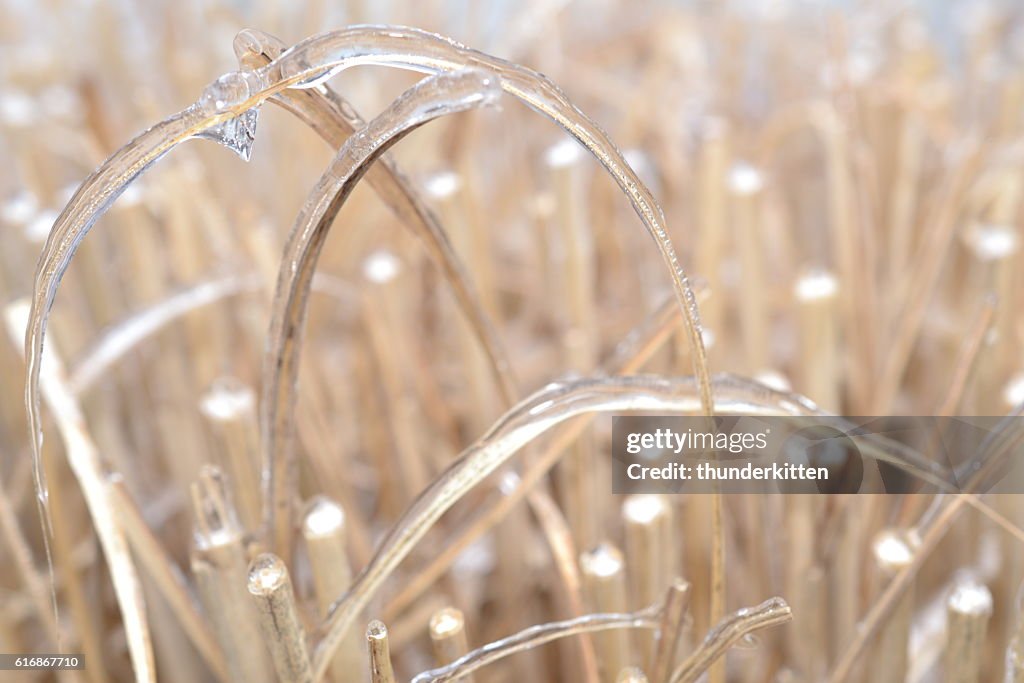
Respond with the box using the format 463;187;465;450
199;71;251;112
196;108;260;161
196;71;264;161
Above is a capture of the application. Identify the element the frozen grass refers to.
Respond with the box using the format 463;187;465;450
1;3;1024;683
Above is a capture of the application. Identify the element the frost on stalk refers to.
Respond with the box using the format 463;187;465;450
195;71;264;161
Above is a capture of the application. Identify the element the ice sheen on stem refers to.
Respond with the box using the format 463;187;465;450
235;37;590;661
410;605;663;683
309;373;940;681
25;26;713;542
261;68;501;553
233;29;517;405
265;25;714;414
7;302;155;683
668;598;793;683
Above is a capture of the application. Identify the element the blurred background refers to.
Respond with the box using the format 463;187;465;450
1;1;1024;682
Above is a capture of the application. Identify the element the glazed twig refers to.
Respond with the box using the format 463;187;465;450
5;300;155;683
668;598;793;683
648;581;690;683
411;605;663;683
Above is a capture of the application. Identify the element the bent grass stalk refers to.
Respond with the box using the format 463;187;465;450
25;25;714;559
667;598;793;683
12;13;1024;683
826;411;1024;683
259;67;501;553
649;581;690;683
5;301;155;683
246;36;594;671
410;604;664;683
312;372;951;681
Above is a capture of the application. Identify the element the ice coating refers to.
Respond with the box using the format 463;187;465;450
69;274;264;395
198;70;265;113
195;109;260;161
25;25;714;551
309;373;944;680
411;604;662;683
669;598;792;683
26;106;204;521
261;68;501;554
233;27;518;406
265;25;715;416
